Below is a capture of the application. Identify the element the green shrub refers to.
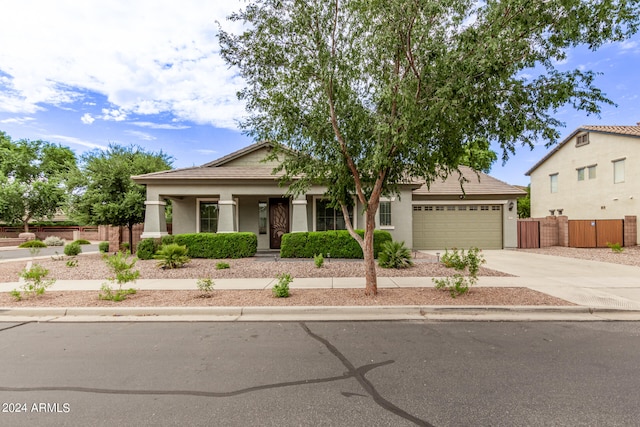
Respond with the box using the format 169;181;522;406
43;236;65;246
72;239;91;245
197;278;215;296
154;244;190;269
18;240;46;248
172;233;257;258
433;247;486;298
280;230;392;259
14;264;55;300
66;259;78;268
216;262;230;270
120;242;130;252
100;251;140;301
161;234;175;245
378;241;414;269
272;273;292;298
64;242;82;256
314;253;324;268
607;242;624;253
136;238;158;260
98;241;109;253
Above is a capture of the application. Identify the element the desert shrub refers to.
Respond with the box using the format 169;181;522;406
98;241;109;253
197;278;215;296
378;241;414;269
433;247;486;297
172;233;257;258
272;273;292;298
66;259;78;268
13;264;55;300
120;242;130;252
72;239;91;245
607;242;624;253
280;230;392;259
154;243;190;269
136;238;158;260
43;236;65;246
100;251;140;301
64;242;82;256
18;240;46;248
216;262;230;270
314;253;324;268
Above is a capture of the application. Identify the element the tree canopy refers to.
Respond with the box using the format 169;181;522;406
71;144;172;248
0;131;78;231
219;0;639;294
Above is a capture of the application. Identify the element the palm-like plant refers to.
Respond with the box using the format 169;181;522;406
377;241;414;269
154;244;190;269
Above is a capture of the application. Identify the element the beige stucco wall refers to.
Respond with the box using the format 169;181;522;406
529;132;639;236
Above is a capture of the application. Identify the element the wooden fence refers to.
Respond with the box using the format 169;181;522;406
568;219;623;248
517;221;540;249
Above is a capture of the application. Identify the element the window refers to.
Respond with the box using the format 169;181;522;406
613;159;625;183
577;167;585;181
258;202;267;234
316;199;353;231
576;133;589;147
481;205;489;211
199;202;218;233
550;174;558;193
469;206;478;211
447;206;456;211
379;201;392;226
435;206;444;211
588;165;596;180
458;206;467;211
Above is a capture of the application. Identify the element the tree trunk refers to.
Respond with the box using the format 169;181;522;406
363;208;378;296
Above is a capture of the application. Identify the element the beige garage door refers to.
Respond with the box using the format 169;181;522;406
412;204;503;249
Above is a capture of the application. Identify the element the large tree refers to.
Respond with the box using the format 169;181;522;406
0;131;78;232
219;0;639;295
71;144;172;249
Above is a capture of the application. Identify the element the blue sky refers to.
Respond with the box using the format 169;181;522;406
1;1;639;187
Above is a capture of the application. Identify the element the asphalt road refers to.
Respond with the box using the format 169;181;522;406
1;321;639;426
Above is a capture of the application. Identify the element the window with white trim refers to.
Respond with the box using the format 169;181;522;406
577;167;585;181
379;201;392;226
588;165;596;179
613;159;625;183
576;133;589;147
550;173;558;193
316;199;353;231
199;202;218;233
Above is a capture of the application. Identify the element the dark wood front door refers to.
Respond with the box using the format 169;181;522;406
269;198;290;249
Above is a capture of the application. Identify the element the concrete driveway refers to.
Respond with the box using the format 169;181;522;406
478;249;640;310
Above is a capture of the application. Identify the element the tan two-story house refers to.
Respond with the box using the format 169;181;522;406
526;124;640;237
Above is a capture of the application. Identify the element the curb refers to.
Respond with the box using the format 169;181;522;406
2;305;640;322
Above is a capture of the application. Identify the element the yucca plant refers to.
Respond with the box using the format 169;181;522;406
154;244;190;269
377;241;414;269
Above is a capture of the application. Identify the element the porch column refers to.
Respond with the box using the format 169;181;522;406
140;200;168;239
217;193;237;233
291;197;309;232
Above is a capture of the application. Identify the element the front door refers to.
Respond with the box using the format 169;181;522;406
269;198;290;249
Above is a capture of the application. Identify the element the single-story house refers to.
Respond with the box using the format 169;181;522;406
525;124;640;236
132;141;525;250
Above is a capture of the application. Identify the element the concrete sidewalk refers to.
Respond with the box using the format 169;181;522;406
1;249;640;321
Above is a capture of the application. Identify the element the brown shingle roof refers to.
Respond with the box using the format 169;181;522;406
525;125;640;176
412;166;526;196
133;166;283;182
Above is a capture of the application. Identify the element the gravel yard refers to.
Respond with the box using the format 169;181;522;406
1;246;637;307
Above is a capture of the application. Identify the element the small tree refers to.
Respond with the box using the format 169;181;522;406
518;185;531;219
71;144;172;249
0;131;78;231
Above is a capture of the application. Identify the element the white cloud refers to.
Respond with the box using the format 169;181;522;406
195;149;218;155
46;134;108;150
0;1;248;129
100;108;127;122
132;121;190;130
80;113;95;124
0;116;34;125
125;130;156;141
619;40;638;51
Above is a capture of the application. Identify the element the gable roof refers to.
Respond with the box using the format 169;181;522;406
525;125;640;176
413;166;526;196
201;140;275;167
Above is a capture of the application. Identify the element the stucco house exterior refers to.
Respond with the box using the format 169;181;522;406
525;125;640;236
132;141;524;250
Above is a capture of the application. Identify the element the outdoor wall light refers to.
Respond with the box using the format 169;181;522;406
508;201;514;211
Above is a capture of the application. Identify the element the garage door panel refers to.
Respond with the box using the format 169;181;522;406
412;205;502;249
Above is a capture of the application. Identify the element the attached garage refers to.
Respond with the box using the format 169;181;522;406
412;204;503;249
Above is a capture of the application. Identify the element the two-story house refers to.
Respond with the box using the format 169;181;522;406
526;124;640;237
